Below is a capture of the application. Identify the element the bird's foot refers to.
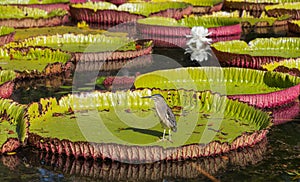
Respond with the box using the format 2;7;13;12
158;138;173;143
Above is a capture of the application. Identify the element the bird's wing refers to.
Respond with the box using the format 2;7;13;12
166;107;177;128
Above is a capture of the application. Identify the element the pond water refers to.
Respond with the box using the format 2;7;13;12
3;26;300;181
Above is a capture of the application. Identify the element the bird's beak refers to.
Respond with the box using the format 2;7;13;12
141;96;152;99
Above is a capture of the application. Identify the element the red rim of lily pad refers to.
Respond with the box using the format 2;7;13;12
0;81;15;99
0;33;15;47
69;2;193;24
0;15;69;28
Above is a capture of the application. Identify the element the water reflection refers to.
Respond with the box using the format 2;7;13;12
0;139;267;181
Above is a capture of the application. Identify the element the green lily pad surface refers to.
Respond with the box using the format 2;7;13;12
0;0;69;4
0;99;26;147
5;34;140;53
0;47;71;72
13;26;128;41
262;58;300;71
0;26;15;36
71;1;190;17
134;67;300;95
138;16;240;28
0;5;68;19
211;37;300;58
28;89;270;148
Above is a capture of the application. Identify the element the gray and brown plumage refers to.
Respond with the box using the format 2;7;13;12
142;94;177;141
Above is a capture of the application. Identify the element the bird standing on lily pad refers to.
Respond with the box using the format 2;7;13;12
142;94;177;142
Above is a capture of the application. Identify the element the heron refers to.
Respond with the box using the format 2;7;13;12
142;94;177;141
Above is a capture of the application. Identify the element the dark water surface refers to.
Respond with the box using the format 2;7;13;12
4;30;300;181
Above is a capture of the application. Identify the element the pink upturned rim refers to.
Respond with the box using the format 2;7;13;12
27;129;268;162
228;83;300;108
137;23;242;37
69;5;193;24
0;32;15;46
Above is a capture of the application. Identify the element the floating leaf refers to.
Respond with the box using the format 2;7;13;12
27;89;271;161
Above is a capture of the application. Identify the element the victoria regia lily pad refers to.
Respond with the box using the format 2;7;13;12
0;5;69;28
266;2;300;20
27;88;270;162
261;58;300;77
0;98;27;154
211;37;300;69
129;0;224;14
0;47;72;76
223;0;300;16
0;0;70;12
137;16;242;37
134;67;300;108
69;1;193;24
202;11;289;27
5;34;153;62
0;26;15;46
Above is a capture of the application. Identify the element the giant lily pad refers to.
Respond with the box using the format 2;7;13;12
0;26;15;46
0;47;71;76
261;58;300;77
203;11;289;27
137;16;242;37
0;98;26;154
134;67;300;108
27;88;271;162
5;34;153;62
211;37;300;69
223;0;299;17
0;5;69;28
266;2;300;20
129;0;224;14
288;20;300;33
69;1;193;24
0;0;70;12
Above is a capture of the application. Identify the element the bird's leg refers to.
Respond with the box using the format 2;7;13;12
168;129;173;143
162;129;166;140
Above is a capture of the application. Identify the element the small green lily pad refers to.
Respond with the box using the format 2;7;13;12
211;37;300;58
6;34;140;53
134;67;300;95
0;5;68;20
0;47;71;72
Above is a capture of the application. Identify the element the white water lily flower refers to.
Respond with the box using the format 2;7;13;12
185;26;212;63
